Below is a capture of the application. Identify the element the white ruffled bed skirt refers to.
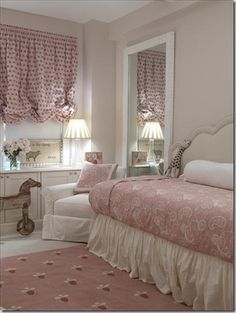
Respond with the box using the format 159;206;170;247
88;215;233;310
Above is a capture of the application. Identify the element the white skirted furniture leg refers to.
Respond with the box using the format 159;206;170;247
42;183;95;243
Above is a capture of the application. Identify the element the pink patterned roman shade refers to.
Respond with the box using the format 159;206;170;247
137;50;166;127
0;24;78;124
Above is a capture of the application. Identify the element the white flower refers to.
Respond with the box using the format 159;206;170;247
3;139;31;156
18;142;24;150
25;146;31;153
8;144;15;154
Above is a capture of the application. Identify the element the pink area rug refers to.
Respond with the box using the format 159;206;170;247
0;245;191;311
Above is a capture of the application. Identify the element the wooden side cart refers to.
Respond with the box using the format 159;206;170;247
0;178;41;235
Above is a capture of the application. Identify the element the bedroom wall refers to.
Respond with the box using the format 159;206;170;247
111;1;233;165
83;21;116;163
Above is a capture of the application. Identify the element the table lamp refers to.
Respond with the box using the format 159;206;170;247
141;121;163;165
64;119;90;165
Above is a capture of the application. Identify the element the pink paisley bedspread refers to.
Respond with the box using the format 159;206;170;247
89;176;233;263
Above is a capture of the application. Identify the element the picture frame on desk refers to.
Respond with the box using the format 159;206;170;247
85;152;103;164
131;151;147;166
138;139;164;162
20;139;62;167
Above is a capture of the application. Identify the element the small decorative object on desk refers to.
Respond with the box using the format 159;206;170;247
85;152;103;164
132;151;147;166
3;139;31;170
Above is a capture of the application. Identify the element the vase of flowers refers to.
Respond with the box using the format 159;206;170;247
3;139;31;170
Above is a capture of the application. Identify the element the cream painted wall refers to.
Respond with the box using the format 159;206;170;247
111;1;233;165
109;0;199;41
83;21;116;163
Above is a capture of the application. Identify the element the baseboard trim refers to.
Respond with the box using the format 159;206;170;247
0;219;43;236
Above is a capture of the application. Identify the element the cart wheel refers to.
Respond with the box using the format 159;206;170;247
17;218;35;236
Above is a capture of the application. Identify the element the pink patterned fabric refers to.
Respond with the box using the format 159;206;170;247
74;163;118;193
0;24;78;124
137;50;166;126
89;177;233;262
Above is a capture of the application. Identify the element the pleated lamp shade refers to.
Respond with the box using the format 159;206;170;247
64;119;90;139
141;121;163;140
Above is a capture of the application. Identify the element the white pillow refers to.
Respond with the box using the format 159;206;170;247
184;160;233;190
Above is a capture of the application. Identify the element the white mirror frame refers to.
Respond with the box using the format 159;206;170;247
0;121;5;171
123;31;175;170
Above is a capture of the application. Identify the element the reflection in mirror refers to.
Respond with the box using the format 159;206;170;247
126;33;174;176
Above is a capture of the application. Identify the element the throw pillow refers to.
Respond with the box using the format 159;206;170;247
73;162;118;194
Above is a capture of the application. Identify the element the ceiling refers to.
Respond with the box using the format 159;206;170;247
0;0;154;23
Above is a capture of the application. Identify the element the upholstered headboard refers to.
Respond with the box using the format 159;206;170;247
168;115;233;174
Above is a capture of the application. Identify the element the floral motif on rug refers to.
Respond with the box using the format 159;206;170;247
0;245;191;311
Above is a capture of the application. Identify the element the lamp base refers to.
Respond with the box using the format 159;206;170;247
68;139;84;166
147;139;156;165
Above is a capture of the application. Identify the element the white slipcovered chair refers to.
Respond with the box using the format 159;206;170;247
42;167;125;242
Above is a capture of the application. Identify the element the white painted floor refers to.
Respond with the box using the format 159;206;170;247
0;231;81;257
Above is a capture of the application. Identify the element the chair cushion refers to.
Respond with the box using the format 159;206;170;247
54;194;95;219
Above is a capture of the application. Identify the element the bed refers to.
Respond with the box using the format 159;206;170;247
87;116;233;310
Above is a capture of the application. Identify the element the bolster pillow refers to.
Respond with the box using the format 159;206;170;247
184;160;233;190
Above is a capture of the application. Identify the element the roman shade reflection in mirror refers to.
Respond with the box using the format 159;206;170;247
137;50;166;127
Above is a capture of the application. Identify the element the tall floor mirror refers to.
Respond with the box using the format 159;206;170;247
123;32;175;176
